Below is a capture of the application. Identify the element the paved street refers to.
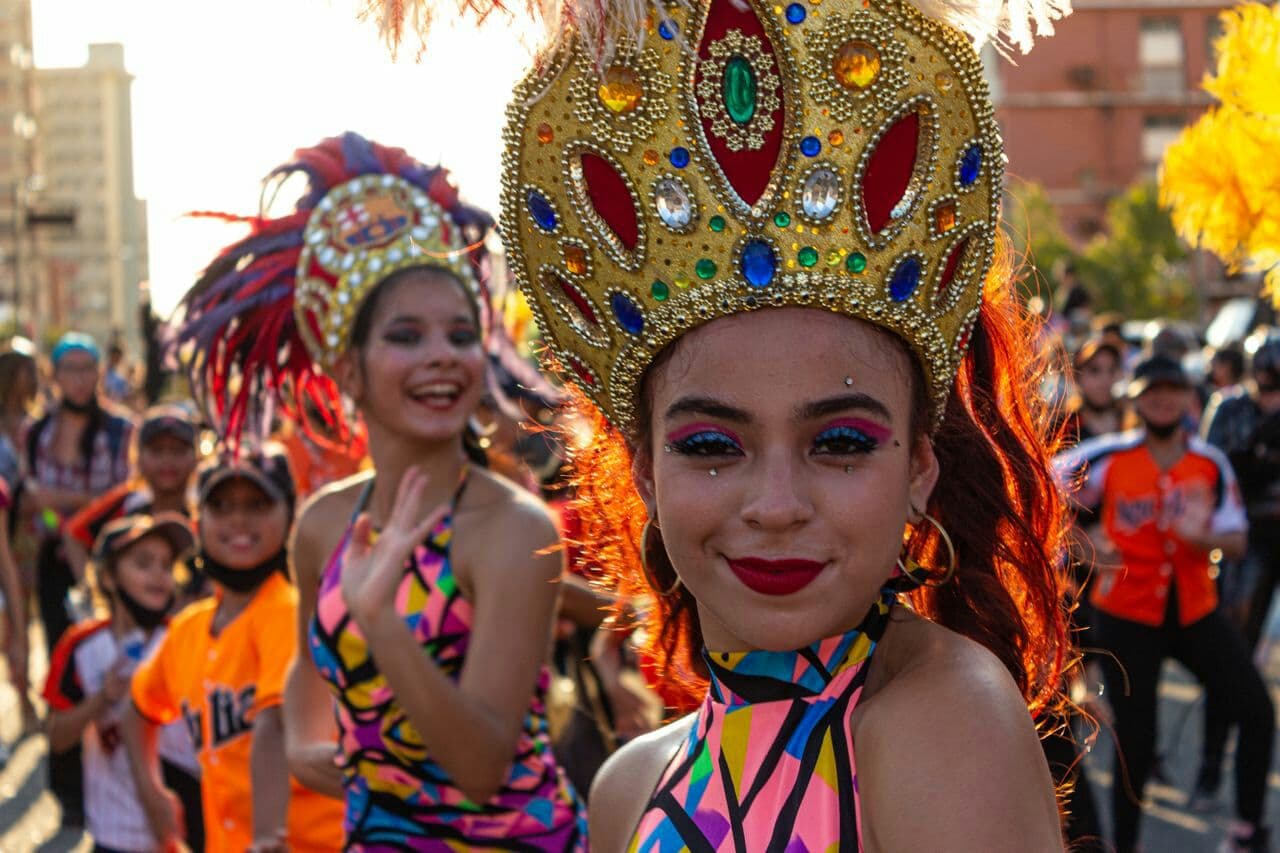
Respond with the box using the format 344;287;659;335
2;623;1280;851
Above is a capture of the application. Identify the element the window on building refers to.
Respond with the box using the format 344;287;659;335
1142;115;1185;175
1206;13;1225;64
1139;18;1184;95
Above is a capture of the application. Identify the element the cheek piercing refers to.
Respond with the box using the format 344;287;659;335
709;468;719;477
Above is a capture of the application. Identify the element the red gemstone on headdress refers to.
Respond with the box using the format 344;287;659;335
580;153;640;250
938;236;970;295
556;275;599;326
696;0;785;207
567;356;597;386
862;112;920;234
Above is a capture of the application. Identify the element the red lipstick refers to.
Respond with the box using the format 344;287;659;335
726;557;826;596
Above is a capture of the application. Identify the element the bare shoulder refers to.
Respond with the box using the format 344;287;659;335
589;715;696;853
291;471;373;584
853;612;1061;852
454;468;560;572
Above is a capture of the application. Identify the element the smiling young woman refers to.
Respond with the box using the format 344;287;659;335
367;0;1078;843
172;133;586;850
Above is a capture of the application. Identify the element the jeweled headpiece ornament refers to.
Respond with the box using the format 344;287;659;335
375;0;1068;431
174;132;494;445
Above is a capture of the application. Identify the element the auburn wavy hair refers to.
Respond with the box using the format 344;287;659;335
565;236;1072;714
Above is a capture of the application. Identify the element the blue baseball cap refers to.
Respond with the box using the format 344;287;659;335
52;332;101;367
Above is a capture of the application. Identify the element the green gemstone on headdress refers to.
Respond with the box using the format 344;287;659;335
846;252;868;274
709;215;726;232
695;258;717;280
798;246;819;268
773;211;791;228
651;280;670;301
723;56;757;125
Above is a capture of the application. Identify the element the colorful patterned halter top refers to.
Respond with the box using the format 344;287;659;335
629;589;897;853
309;475;586;851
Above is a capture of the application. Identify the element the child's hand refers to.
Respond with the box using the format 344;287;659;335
101;662;130;705
246;829;288;852
1174;484;1214;550
340;467;446;623
141;785;184;850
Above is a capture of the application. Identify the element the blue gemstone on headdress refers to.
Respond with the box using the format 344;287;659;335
889;257;922;301
527;189;557;231
610;292;645;334
658;19;677;40
785;3;806;23
959;145;983;186
800;136;821;157
740;239;778;288
669;147;691;168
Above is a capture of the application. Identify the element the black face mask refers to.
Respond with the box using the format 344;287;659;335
1143;418;1182;439
61;396;98;415
196;547;288;594
117;586;173;632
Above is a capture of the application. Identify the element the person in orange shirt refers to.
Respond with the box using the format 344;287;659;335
1056;354;1274;853
122;448;343;852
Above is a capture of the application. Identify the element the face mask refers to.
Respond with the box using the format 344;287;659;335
116;586;173;632
1143;417;1181;439
61;396;97;415
196;547;288;593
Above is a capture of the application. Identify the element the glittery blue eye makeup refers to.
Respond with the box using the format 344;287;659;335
665;423;745;457
812;419;887;455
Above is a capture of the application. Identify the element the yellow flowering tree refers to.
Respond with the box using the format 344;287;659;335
1159;3;1280;300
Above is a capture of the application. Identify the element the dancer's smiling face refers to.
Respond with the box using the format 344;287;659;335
633;308;939;652
338;267;486;447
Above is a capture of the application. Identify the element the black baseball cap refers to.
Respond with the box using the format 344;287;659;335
197;445;296;508
138;405;197;448
1072;338;1122;372
1127;354;1190;398
92;512;196;564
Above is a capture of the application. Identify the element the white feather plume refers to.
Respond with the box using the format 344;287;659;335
366;0;1068;64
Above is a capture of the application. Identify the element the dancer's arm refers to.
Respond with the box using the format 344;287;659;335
283;490;348;799
344;467;563;804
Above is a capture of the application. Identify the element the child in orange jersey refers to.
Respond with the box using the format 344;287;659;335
123;448;343;853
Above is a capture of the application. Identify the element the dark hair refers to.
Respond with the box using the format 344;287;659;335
1211;346;1245;383
347;264;489;469
0;350;34;415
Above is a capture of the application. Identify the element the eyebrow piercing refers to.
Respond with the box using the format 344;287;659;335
664;443;673;453
845;465;853;473
843;376;854;386
709;468;718;477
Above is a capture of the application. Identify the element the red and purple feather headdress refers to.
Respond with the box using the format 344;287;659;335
173;132;496;449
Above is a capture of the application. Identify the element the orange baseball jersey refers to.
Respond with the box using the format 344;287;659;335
1056;428;1247;627
131;572;343;852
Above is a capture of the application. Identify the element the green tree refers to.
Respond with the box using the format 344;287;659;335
1076;182;1195;320
1003;180;1076;302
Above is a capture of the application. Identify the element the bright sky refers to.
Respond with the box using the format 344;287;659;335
31;0;538;318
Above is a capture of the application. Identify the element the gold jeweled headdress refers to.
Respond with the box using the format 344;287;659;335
295;173;484;373
496;0;1063;430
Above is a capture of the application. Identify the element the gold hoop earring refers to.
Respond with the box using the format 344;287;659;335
896;512;958;588
639;520;682;597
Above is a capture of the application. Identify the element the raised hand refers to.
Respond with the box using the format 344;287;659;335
340;466;448;624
